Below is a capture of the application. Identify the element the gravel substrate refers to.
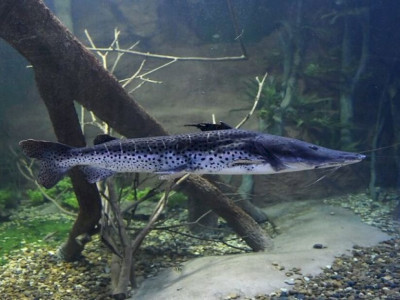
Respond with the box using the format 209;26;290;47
0;192;399;299
265;238;400;300
0;240;112;300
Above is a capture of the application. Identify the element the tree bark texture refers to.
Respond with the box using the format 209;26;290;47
182;176;273;251
0;0;166;138
0;0;104;261
205;175;269;223
0;0;272;254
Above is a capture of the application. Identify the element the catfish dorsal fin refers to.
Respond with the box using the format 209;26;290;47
184;121;233;132
93;134;118;145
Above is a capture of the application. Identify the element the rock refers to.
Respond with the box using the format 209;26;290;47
313;243;325;249
284;278;295;285
224;292;240;299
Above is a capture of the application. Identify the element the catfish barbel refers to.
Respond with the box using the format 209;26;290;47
19;122;365;188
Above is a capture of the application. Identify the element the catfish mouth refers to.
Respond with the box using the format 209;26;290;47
337;153;366;164
313;153;366;169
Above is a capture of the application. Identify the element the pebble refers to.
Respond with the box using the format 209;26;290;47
265;192;400;300
1;192;399;299
224;292;240;299
284;278;295;285
280;287;288;294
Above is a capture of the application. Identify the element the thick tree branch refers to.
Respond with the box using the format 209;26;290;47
0;0;272;256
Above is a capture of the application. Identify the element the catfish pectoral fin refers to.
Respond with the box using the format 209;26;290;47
157;171;187;181
230;159;265;166
251;138;287;171
156;164;189;180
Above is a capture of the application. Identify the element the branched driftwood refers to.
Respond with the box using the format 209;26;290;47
103;175;189;298
84;28;246;95
80;31;267;296
0;1;273;297
86;47;246;62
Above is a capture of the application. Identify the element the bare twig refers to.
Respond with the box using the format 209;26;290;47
121;59;146;88
130;174;189;254
236;71;268;129
16;158;76;216
85;29;109;69
161;228;250;252
86;46;246;62
110;29;141;74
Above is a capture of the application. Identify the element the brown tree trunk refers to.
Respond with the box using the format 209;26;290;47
206;175;269;223
182;176;273;251
0;0;165;139
0;0;104;261
0;0;272;255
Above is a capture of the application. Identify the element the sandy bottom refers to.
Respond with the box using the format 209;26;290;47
131;200;390;299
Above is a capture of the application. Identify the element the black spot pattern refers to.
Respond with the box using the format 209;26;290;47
71;130;264;174
19;139;73;188
21;129;365;189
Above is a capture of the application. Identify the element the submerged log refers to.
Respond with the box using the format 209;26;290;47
0;0;272;261
206;175;269;224
0;0;165;138
182;176;273;251
0;0;104;261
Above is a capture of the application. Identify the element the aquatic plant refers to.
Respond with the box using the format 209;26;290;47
121;186;154;202
288;95;338;138
243;77;282;132
48;178;79;210
0;216;73;265
26;178;78;211
245;73;339;148
304;63;326;77
25;189;45;206
0;188;16;211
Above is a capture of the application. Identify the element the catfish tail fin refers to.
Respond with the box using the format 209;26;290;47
19;139;73;188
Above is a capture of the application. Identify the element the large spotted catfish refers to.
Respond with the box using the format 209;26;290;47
19;122;365;188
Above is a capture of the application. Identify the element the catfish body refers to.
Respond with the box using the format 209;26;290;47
19;128;365;188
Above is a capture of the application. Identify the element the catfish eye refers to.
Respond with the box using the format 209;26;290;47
309;145;318;151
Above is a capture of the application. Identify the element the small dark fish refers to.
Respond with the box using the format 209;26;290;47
184;121;233;131
19;123;365;189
